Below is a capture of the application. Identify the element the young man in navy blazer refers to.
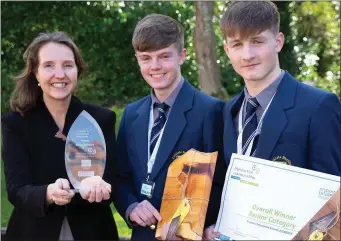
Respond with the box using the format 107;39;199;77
204;1;341;239
115;14;224;240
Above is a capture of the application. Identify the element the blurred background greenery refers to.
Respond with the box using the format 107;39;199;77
1;1;340;238
1;1;340;112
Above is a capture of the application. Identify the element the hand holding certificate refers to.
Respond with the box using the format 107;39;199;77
215;154;340;240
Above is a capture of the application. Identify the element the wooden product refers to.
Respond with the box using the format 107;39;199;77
155;149;218;240
292;188;340;240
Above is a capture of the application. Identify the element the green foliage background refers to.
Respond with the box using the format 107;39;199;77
2;1;339;113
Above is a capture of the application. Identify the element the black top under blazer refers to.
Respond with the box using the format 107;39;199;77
1;96;119;241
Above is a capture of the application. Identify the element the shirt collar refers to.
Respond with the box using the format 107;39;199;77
244;70;284;109
150;77;184;108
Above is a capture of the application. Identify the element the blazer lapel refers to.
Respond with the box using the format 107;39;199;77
132;97;151;177
224;92;244;165
150;81;193;180
255;72;297;160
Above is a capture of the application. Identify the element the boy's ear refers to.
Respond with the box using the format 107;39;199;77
275;32;285;53
180;48;187;65
135;53;140;64
223;43;230;58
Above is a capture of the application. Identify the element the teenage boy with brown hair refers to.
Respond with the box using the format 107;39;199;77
115;14;224;240
204;1;340;239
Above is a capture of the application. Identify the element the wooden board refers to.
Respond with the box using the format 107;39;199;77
292;188;340;240
155;149;217;240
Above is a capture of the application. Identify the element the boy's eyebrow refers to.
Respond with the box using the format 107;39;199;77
251;35;267;40
228;39;241;44
227;34;268;44
159;51;173;55
136;53;151;58
136;50;174;58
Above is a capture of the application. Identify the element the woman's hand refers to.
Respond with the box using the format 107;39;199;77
46;178;75;205
79;176;111;203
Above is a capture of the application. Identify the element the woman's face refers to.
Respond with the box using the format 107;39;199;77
35;42;78;103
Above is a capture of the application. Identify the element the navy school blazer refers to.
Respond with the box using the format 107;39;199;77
223;71;340;175
115;80;225;240
205;71;341;233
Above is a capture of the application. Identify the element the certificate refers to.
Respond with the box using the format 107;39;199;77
215;153;340;240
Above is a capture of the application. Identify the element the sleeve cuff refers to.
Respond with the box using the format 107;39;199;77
125;202;139;228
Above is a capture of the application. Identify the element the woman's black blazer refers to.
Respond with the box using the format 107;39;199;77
1;96;119;240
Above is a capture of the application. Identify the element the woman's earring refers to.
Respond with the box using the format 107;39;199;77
38;83;41;86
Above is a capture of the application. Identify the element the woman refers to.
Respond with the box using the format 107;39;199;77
1;32;119;240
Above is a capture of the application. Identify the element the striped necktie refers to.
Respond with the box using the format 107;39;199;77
150;102;169;155
242;97;259;155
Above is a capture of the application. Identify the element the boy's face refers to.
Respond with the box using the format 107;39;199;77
224;29;284;83
135;44;186;92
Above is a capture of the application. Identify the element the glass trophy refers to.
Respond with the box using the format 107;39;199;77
65;110;106;192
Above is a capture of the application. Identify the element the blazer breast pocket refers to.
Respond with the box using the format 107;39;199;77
270;144;304;167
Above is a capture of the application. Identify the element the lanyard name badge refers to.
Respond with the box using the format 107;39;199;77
140;105;167;199
237;94;275;156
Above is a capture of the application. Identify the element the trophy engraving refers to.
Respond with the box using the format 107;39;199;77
65;110;106;192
